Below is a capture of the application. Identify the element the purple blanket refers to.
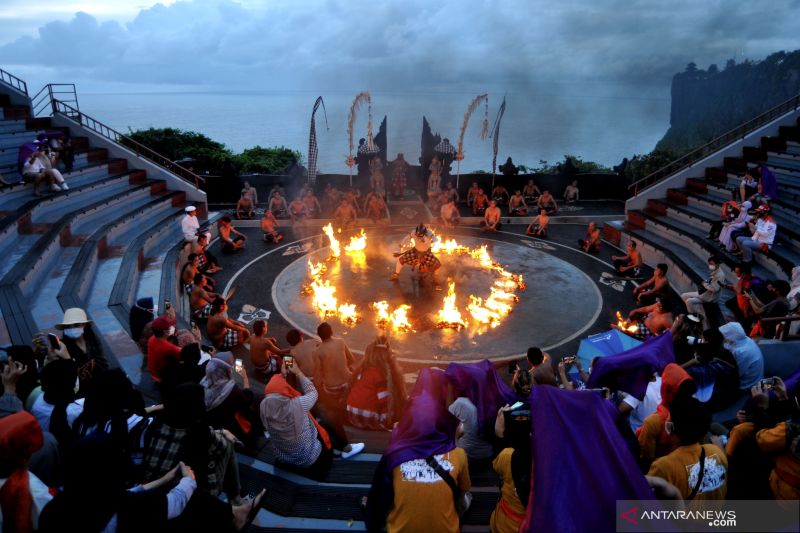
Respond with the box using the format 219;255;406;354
445;359;519;435
521;386;654;533
586;331;675;401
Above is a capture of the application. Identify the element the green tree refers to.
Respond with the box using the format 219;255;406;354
126;127;233;173
235;146;303;174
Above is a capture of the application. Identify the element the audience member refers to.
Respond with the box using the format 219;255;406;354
33;145;68;190
202;358;263;449
619;372;662;432
192;233;222;274
735;204;776;263
754;380;800;500
249;320;288;378
719;200;752;252
681;329;740;412
346;335;406;431
22;152;58;195
286;329;318;380
746;279;792;338
707;191;740;240
181;205;202;242
30;359;83;447
723;263;761;330
739;169;758;202
449;397;493;462
147;316;181;385
490;403;531;533
511;347;557;394
56;307;108;391
680;255;724;319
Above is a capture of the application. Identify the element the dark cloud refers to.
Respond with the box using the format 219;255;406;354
0;0;797;93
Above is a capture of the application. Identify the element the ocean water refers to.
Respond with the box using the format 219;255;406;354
77;86;671;174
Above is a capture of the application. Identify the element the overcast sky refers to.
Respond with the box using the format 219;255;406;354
0;0;797;94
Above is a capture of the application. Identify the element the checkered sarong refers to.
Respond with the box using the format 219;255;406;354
632;321;656;340
219;328;240;349
184;282;194;295
192;303;212;319
399;248;441;270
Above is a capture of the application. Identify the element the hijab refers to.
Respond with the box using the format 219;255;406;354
0;412;44;533
654;363;695;444
262;374;331;449
202;358;236;410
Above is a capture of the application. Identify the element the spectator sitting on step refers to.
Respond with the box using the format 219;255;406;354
719;200;752;252
288;195;307;224
680;329;740;413
365;190;389;224
207;298;250;351
722;263;763;331
522;179;541;203
190;273;221;323
739;169;758;202
146;316;181;386
191;233;222;274
235;192;254;220
525;208;549;238
440;198;461;228
449;396;493;462
611;240;643;277
708;190;740;240
578;221;602;253
753;379;800;500
508;190;528;216
537;190;558;214
334;199;358;229
286;329;319;381
511;348;558;396
56;308;108;393
217;216;246;254
734;204;776;264
563;180;580;204
181;205;203;242
616;299;674;340
680;255;725;320
260;364;337;480
260;209;284;243
30;358;83;448
22;152;59;195
346;334;407;431
634;263;669;305
647;397;728;502
466;182;481;208
746;279;792;339
249;320;289;379
490;403;531;533
481;200;502;232
618;372;662;433
201;358;263;450
34;144;68;190
491;184;510;206
268;191;288;218
182;254;215;296
472;187;489;215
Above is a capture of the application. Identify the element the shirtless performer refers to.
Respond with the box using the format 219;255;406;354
260;209;284;243
190;234;221;273
577;222;601;253
190;274;221;321
508;190;528;216
526;209;549;238
472;188;489;215
288;196;307;224
511;347;558;395
207;297;250;350
302;189;322;218
481;200;502;232
334;199;358;229
440;198;461;228
218;216;247;254
491;184;510;206
268;191;288;218
390;224;441;284
249;319;290;376
181;254;215;295
466;182;481;208
522;180;541;203
616;299;674;340
611;240;643;277
236;192;254;219
633;263;669;305
364;192;388;224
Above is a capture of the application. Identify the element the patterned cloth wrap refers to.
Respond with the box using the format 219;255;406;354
220;328;240;349
632;320;656;340
399;248;441;271
192;303;212;319
184;282;194;295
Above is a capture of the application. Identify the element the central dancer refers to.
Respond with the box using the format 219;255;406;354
389;224;441;287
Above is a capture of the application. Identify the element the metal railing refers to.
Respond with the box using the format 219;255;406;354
629;93;800;196
51;99;204;188
0;67;28;95
31;84;79;118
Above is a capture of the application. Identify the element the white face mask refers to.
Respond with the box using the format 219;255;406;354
708;264;717;271
64;327;84;339
167;326;176;336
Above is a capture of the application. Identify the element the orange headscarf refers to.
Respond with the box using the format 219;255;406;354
655;363;694;444
264;374;331;450
0;411;45;533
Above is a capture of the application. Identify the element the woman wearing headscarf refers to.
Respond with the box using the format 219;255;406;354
719;200;752;251
720;321;764;390
636;363;696;471
30;359;84;448
0;412;50;533
260;363;335;480
346;335;407;431
490;403;531;533
202;358;263;449
681;329;740;412
142;383;243;502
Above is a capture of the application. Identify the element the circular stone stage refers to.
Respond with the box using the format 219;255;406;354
271;230;602;364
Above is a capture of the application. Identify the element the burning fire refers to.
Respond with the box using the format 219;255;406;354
372;301;414;332
307;260;327;279
615;311;639;333
467;287;517;328
323;223;340;259
431;238;470;255
436;280;467;329
337;303;361;326
309;278;338;317
344;229;367;253
303;245;360;325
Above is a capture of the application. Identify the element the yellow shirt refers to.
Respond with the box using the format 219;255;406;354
638;412;679;462
490;448;526;533
387;448;470;533
756;422;800;500
648;443;728;502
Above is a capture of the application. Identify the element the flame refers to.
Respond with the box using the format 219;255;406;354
310;278;338;317
467;287;517;328
337;303;361;326
323;223;340;259
344;229;367;253
615;311;639;333
307;260;327;279
431;238;470;255
436;280;467;329
372;301;414;332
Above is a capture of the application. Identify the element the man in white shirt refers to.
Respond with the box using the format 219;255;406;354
735;204;777;263
22;153;61;195
619;374;662;431
181;206;201;242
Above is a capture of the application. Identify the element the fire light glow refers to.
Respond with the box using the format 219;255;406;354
436;280;467;329
615;311;639;333
344;229;367;253
323;223;340;259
